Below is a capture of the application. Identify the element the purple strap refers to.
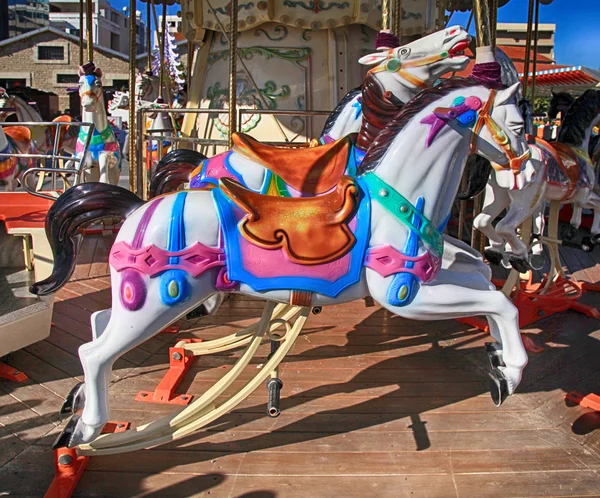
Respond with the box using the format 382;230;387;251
365;245;441;283
471;62;505;89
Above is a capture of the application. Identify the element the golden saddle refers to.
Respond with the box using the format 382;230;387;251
220;175;360;265
232;132;354;195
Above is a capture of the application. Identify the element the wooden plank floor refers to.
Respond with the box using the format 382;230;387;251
1;234;600;497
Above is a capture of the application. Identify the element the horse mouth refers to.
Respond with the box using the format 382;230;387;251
449;41;470;58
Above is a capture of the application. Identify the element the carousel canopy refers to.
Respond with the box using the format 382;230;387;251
519;66;600;93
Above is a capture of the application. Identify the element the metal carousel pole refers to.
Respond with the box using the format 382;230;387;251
147;0;152;72
522;0;535;98
128;0;137;193
382;0;390;31
531;0;541;102
86;0;93;62
79;0;84;64
227;0;239;149
392;0;402;37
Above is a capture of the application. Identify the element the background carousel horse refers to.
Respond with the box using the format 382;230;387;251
68;62;121;185
150;26;471;198
474;89;600;268
0;111;38;191
32;78;533;449
0;87;75;156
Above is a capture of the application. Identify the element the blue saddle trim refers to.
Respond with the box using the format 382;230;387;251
388;197;424;307
160;192;190;306
213;177;371;297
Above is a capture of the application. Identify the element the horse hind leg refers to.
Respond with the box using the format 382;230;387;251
54;270;218;449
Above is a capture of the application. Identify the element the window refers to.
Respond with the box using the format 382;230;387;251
110;11;118;23
38;45;64;60
70;28;80;37
110;32;120;51
56;74;79;84
112;79;128;91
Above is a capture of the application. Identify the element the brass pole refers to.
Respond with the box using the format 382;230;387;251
79;0;84;65
472;0;491;47
147;0;152;72
382;0;390;31
392;0;402;37
128;0;137;193
522;0;535;97
151;3;173;104
86;0;93;61
490;0;498;50
531;0;541;102
160;0;167;99
227;0;238;148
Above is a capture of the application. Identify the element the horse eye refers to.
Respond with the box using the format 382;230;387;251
399;48;410;57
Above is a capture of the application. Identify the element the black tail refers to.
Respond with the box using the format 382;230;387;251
150;149;207;198
456;155;492;200
30;183;144;296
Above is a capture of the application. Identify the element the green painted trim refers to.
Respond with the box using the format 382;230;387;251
362;172;444;258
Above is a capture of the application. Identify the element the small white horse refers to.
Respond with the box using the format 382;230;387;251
321;26;471;143
71;63;121;185
474;89;600;269
33;78;531;449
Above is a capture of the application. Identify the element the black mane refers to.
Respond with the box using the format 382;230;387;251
557;90;600;146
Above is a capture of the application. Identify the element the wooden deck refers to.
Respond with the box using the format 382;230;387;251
1;234;600;497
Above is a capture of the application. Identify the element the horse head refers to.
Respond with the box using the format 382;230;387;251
358;26;471;95
78;62;104;112
548;91;575;120
135;71;159;102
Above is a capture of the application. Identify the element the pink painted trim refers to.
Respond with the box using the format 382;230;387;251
110;241;225;278
365;245;441;283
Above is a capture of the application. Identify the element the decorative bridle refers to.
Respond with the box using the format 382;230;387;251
423;89;531;175
368;48;453;89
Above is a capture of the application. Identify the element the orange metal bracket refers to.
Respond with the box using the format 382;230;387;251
565;392;600;412
457;275;600;333
44;421;130;498
0;362;27;382
160;324;180;334
135;339;202;405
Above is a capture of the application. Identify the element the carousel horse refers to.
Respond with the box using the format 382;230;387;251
68;62;121;185
0;120;38;191
33;78;532;448
548;91;576;123
0;88;75;155
474;89;600;267
321;26;471;143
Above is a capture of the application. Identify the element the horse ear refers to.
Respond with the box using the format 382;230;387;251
495;82;521;106
94;67;102;78
358;51;388;66
78;66;85;77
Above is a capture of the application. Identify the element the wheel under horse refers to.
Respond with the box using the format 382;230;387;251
32;77;531;449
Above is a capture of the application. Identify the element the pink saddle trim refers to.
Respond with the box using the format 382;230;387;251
365;245;441;283
109;241;226;278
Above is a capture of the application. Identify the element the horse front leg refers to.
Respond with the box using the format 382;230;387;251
473;179;510;265
98;152;120;185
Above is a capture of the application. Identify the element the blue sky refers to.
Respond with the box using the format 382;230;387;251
117;1;599;69
448;0;600;69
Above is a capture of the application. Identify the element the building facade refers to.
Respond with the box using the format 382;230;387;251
155;14;182;48
496;22;556;60
0;27;133;113
49;0;146;56
8;0;50;38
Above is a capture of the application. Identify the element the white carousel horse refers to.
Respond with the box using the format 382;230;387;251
69;63;121;185
0;87;74;155
0;120;37;191
320;26;471;143
32;78;532;448
474;89;600;268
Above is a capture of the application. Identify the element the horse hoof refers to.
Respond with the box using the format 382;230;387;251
52;414;82;450
562;225;578;240
590;234;600;246
529;253;545;270
485;342;505;370
484;249;504;266
581;237;593;253
60;382;85;415
488;368;510;407
508;255;531;273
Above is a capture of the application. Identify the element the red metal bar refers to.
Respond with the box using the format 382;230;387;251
565;392;600;412
135;338;202;405
0;362;27;382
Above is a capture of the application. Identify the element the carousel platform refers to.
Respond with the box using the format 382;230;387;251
1;234;599;497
